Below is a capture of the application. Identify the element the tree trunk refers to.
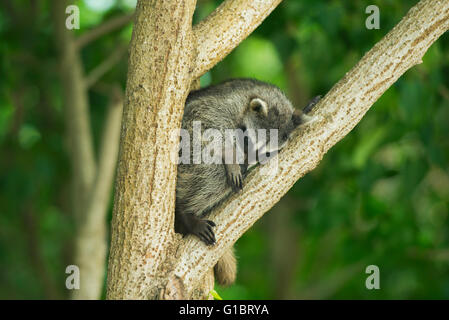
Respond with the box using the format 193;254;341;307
106;0;197;300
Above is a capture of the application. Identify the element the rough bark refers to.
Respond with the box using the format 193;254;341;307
106;0;285;300
193;0;282;78
106;0;197;300
106;0;449;299
169;0;449;296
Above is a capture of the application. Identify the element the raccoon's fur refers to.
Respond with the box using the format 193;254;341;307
175;78;319;286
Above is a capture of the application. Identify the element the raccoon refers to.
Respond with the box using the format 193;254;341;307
175;78;320;286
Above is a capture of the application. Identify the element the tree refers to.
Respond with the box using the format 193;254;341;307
51;0;131;299
106;0;449;299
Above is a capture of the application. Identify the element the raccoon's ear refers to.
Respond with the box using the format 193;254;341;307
249;97;268;117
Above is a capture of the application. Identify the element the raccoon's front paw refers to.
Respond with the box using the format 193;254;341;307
192;219;216;245
226;164;243;192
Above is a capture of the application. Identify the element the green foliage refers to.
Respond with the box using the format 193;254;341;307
1;0;449;299
210;289;223;300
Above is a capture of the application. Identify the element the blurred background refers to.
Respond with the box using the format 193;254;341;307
1;0;449;299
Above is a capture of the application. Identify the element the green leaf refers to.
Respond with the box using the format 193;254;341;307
18;124;41;149
210;289;223;300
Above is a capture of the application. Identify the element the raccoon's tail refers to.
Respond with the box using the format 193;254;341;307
214;246;237;287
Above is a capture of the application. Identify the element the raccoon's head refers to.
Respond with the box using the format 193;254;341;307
240;81;308;160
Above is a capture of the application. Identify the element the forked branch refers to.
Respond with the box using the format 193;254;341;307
76;13;134;49
169;0;449;295
192;0;282;78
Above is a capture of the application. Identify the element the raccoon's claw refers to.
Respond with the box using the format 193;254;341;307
231;172;243;192
226;164;243;192
303;95;322;114
194;219;216;245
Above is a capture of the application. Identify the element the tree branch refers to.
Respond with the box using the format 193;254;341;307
23;204;61;299
72;88;123;300
85;45;128;88
76;13;134;49
192;0;282;78
52;0;96;218
53;0;121;300
168;0;449;296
